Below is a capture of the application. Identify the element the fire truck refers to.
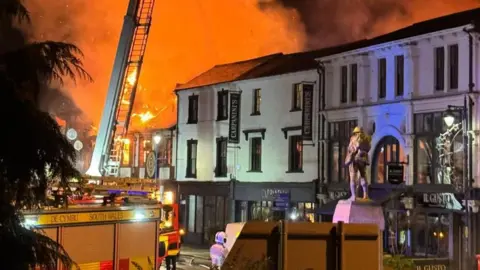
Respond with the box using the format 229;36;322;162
31;0;182;268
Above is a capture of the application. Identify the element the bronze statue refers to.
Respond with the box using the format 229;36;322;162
344;126;372;201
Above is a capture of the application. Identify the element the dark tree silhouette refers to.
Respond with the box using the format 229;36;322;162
0;0;92;269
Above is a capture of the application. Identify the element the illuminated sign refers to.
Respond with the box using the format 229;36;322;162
26;209;161;226
228;92;241;144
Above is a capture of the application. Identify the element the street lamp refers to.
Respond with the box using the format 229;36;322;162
442;97;475;270
153;134;161;179
154;134;161;145
443;108;456;128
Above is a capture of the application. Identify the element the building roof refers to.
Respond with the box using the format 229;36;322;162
175;53;283;91
175;8;480;91
312;7;480;59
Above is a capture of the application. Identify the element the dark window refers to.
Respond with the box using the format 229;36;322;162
250;137;262;171
411;213;450;257
395;55;404;96
341;65;348;103
328;120;357;183
187;95;198;124
215;137;228;177
292;83;302;110
378;58;387;98
288;135;303;172
448;44;459;89
372;136;405;184
186;139;197;178
414;111;463;184
435;47;445;91
252;88;261;115
217;91;228;120
350;64;357;102
158;137;173;165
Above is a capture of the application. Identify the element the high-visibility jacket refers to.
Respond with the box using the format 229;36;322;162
167;237;180;256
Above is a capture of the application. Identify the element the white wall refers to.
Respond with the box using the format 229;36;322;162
176;70;318;183
319;25;480;186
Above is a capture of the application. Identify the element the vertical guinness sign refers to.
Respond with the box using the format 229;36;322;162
302;84;314;141
229;92;241;144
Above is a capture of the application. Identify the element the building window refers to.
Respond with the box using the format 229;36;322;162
288;135;303;172
122;138;131;166
435;47;445;91
395;55;404;96
411;213;450;258
329;120;357;183
215;137;228;177
188;195;196;232
249;137;262;171
186;139;197;178
252;88;261;115
217;91;228;121
187;95;198;124
350;64;357;102
414;111;463;184
292;83;302;111
378;58;387;99
372;136;405;184
195;196;203;233
139;138;152;167
384;211;409;255
340;65;348;103
448;44;458;90
158;137;172;165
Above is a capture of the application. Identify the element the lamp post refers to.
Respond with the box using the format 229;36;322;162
443;96;475;269
153;134;161;179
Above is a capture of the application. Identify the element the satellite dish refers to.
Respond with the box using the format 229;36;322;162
73;140;83;151
66;128;78;141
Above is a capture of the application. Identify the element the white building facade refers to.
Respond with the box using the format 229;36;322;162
316;9;480;269
175;54;320;244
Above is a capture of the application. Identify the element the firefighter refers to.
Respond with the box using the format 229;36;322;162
210;231;229;268
165;241;179;270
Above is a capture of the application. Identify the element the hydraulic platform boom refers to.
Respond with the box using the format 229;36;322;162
86;0;155;177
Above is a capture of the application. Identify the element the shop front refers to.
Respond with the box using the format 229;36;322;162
233;181;317;223
177;180;317;245
177;181;232;245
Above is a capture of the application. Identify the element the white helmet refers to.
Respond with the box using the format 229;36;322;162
215;231;227;244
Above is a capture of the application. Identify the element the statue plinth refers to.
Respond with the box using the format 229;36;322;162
332;199;385;230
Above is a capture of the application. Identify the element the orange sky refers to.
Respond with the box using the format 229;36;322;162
26;0;305;130
25;0;480;130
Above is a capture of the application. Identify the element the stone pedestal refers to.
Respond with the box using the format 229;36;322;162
333;199;385;270
332;199;385;230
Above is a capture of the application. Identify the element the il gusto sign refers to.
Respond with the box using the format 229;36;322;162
419;193;453;208
414;259;449;270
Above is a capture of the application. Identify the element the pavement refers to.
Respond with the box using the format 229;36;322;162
177;245;211;269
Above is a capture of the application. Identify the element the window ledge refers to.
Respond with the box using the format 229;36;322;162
185;175;197;179
247;170;262;173
186;120;198;124
286;170;304;174
250;112;261;116
289;108;301;112
216;117;228;122
215;174;228;178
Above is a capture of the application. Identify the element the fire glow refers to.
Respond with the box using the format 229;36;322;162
25;0;480;132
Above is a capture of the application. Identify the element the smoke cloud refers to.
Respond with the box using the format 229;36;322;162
277;0;480;49
24;0;305;129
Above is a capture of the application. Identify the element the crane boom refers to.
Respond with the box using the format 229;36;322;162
86;0;155;177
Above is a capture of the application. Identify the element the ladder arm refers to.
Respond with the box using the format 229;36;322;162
86;0;155;177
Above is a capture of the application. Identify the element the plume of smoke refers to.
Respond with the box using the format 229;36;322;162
24;0;306;128
277;0;480;49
